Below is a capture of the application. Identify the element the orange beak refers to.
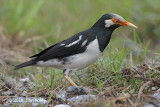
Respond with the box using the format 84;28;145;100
110;18;138;28
119;21;138;28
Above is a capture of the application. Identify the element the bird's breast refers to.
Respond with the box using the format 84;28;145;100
65;38;102;70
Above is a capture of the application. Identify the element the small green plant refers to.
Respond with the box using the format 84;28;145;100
93;75;103;92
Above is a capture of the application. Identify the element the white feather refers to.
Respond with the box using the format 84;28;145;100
37;59;65;69
81;39;87;47
60;44;65;46
65;35;82;47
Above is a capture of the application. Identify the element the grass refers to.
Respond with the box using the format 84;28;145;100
1;0;160;49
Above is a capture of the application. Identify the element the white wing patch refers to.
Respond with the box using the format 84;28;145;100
60;44;65;46
65;35;82;47
105;20;114;28
81;39;87;47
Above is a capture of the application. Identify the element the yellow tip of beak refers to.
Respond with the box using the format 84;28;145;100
128;22;138;28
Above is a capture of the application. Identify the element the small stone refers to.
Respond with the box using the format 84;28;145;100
67;86;90;95
16;77;35;91
54;104;71;107
2;90;16;96
152;93;160;106
144;103;156;107
28;82;35;90
152;87;157;91
19;77;30;83
21;91;27;96
153;93;160;100
67;95;97;104
1;81;13;89
16;81;23;88
0;72;16;85
16;77;30;88
2;104;10;107
56;91;68;102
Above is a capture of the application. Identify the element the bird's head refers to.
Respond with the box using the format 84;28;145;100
92;13;137;30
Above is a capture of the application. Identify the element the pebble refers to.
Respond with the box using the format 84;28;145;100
0;72;16;85
152;87;157;91
67;95;97;104
143;103;156;107
28;82;35;90
16;77;35;91
21;91;27;96
2;90;16;96
153;93;160;100
16;77;30;89
19;77;30;82
67;86;90;95
56;91;68;102
54;104;71;107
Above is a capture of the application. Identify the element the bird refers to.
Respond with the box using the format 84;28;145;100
14;13;137;86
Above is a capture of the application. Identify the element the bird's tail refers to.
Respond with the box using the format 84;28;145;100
14;60;36;70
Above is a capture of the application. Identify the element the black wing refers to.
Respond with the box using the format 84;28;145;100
31;30;94;61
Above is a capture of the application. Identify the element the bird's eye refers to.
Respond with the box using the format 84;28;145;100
115;20;118;23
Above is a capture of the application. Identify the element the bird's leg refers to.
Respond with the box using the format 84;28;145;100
63;69;78;87
64;76;78;86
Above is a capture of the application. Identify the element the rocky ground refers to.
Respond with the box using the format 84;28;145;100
0;62;160;107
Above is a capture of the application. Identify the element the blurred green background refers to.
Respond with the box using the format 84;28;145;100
0;0;159;51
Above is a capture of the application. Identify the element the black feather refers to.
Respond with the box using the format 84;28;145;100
29;44;56;58
14;60;36;70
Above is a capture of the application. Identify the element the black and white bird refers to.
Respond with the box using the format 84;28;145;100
15;13;137;86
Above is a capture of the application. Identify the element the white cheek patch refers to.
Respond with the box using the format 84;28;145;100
105;20;114;28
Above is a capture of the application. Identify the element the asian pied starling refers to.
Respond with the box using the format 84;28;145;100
15;13;137;86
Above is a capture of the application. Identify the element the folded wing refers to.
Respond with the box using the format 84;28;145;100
31;32;92;61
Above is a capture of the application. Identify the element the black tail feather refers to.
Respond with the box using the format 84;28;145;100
14;60;36;70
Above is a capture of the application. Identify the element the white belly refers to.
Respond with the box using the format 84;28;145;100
36;38;102;70
66;38;102;70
